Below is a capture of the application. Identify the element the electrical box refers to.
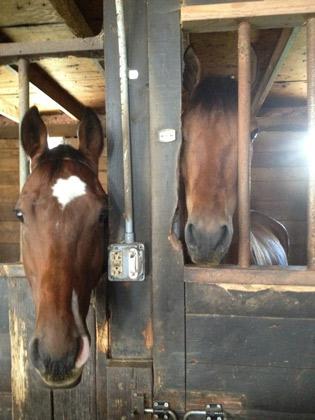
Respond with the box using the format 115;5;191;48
108;243;145;281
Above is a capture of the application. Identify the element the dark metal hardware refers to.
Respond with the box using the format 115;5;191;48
144;401;178;419
183;404;224;420
131;392;145;417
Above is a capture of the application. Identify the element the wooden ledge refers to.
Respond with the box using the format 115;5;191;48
0;264;25;278
184;265;315;287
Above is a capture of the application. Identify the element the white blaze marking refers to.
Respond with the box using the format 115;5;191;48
52;176;86;209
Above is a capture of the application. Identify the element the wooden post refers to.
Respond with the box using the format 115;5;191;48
18;58;30;261
307;17;315;269
237;21;251;268
103;0;153;417
148;0;185;412
18;58;30;191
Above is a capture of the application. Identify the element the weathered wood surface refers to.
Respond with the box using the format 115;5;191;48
6;276;102;419
104;0;152;360
95;279;108;419
186;283;315;317
0;36;103;64
148;0;185;412
106;363;152;419
53;308;97;419
186;282;315;416
182;1;312;33
0;279;11;398
0;393;12;420
185;266;315;287
8;278;51;420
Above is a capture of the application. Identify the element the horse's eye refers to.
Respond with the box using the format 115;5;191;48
251;128;259;142
14;209;24;223
99;209;108;224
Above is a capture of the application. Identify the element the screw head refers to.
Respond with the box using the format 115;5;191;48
164;402;169;408
206;405;211;409
154;402;158;407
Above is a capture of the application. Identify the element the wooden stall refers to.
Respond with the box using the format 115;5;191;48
1;1;315;419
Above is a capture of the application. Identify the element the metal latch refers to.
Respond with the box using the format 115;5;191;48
108;242;145;281
144;401;178;419
183;404;224;420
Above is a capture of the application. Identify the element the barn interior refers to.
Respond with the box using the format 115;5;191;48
0;3;308;266
0;1;312;418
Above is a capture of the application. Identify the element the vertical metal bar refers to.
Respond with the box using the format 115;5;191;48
115;0;135;243
307;17;315;269
237;21;251;268
18;58;30;261
18;58;29;191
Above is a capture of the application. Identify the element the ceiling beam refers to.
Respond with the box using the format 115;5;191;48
0;32;86;121
182;1;315;22
252;27;300;116
0;35;103;65
47;0;104;71
0;98;19;123
48;0;94;37
7;64;85;120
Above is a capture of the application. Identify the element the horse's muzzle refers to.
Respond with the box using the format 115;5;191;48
185;220;232;264
29;336;85;388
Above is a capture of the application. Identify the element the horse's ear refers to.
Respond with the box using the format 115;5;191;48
183;45;201;94
78;108;104;169
21;106;48;161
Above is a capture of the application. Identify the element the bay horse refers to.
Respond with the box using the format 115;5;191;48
175;46;288;266
15;106;107;388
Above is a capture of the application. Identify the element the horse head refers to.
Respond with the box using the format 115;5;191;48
180;46;258;265
16;107;107;388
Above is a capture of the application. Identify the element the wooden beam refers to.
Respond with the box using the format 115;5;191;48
0;98;18;123
252;28;300;116
257;106;307;132
47;0;104;73
7;64;84;120
48;0;94;37
182;1;315;22
181;1;312;32
185;265;315;287
0;35;103;65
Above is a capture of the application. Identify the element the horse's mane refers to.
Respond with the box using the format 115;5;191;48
190;76;237;112
36;145;90;178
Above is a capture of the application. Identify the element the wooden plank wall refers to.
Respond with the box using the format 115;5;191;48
0;139;19;263
185;282;315;418
251;131;308;265
0;279;12;420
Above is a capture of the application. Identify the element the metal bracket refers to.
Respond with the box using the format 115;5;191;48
183;404;224;420
131;392;145;417
144;401;178;419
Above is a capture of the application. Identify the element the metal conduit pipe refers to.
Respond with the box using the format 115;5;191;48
115;0;135;244
307;17;315;268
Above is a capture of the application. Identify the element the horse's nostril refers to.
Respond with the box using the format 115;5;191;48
220;225;228;242
185;223;196;247
29;337;44;371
